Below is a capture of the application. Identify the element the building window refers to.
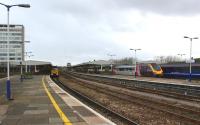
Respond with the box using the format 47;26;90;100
9;53;15;56
9;58;15;60
17;58;21;60
0;53;7;56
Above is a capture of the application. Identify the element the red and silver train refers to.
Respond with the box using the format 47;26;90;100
113;63;163;77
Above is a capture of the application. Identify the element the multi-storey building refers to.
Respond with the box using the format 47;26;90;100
0;24;24;64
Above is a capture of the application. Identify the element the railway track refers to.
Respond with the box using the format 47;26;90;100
62;72;200;124
65;74;200;125
52;77;139;125
68;72;200;103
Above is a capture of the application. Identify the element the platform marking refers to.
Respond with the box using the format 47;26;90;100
42;76;72;125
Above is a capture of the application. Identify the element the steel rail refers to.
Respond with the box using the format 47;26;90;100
65;74;200;125
68;72;200;102
52;78;139;125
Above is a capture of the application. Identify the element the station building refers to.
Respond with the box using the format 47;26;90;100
0;24;52;76
0;24;24;64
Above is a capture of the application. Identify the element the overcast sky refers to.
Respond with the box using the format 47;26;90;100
1;0;200;66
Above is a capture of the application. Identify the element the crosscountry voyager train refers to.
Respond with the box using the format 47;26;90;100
113;63;163;77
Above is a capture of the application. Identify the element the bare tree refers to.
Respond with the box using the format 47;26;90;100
154;56;182;64
113;57;135;65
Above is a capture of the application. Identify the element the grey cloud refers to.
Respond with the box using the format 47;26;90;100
2;0;200;65
113;0;200;16
47;0;200;17
41;0;200;35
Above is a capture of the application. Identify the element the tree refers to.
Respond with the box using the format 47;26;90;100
113;57;136;65
154;56;182;64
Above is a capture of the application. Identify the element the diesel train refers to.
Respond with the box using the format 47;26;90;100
50;66;59;78
113;63;163;77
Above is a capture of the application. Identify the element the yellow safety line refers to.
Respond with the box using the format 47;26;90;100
42;76;72;125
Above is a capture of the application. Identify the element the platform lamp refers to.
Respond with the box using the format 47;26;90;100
0;2;30;100
130;48;141;78
107;54;116;74
184;36;198;82
28;54;34;72
25;52;32;73
19;41;30;81
177;53;186;62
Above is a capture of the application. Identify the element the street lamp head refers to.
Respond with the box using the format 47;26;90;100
193;37;198;39
178;53;186;56
26;51;32;54
24;41;30;43
184;36;189;38
130;48;141;51
17;4;30;8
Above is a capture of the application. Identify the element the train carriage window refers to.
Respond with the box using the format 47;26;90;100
147;66;152;72
192;66;200;73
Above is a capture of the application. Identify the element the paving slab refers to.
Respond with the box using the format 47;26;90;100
0;75;115;125
0;76;62;125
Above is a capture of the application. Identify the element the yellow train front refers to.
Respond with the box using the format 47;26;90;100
50;67;59;78
140;63;163;77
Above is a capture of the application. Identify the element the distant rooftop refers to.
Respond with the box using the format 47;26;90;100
73;60;112;67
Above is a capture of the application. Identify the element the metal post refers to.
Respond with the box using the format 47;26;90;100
29;63;31;72
20;61;23;81
25;61;27;72
130;48;141;79
107;54;115;74
189;38;192;82
0;2;30;100
25;53;27;73
184;36;198;82
6;7;11;99
134;50;137;78
35;65;37;72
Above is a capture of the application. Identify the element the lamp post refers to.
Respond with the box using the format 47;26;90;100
25;52;32;73
177;53;186;62
28;54;34;72
19;41;30;81
0;3;30;100
107;54;116;74
130;48;141;78
184;36;198;82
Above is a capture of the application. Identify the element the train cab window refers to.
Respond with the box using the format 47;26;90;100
151;64;161;70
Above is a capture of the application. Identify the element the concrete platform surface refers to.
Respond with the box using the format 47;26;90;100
81;73;200;86
0;75;115;125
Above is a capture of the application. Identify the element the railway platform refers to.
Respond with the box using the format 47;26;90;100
0;75;115;125
83;73;200;86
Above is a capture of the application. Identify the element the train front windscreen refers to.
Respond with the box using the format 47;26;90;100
151;63;161;71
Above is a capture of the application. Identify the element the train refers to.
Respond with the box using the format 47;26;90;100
113;63;163;77
50;66;59;78
161;63;200;79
